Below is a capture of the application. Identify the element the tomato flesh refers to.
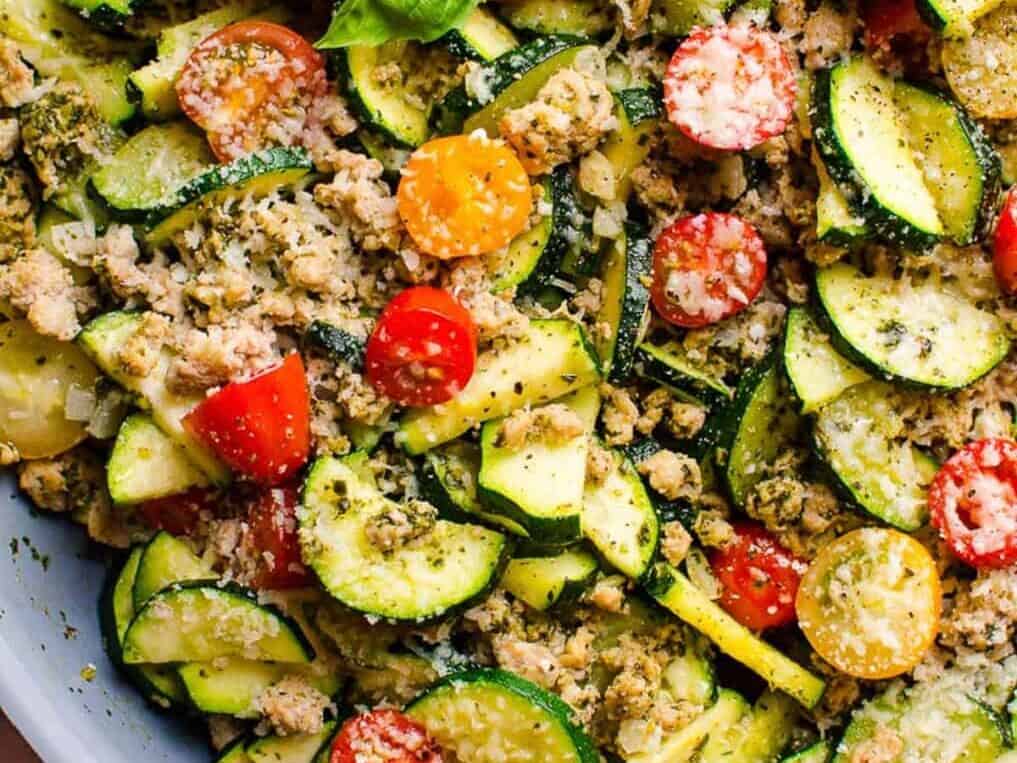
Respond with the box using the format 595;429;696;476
861;0;932;74
365;287;477;407
247;485;312;589
929;437;1017;569
651;212;767;328
140;487;219;536
663;24;796;151
331;709;445;763
176;21;327;162
710;522;805;631
183;354;311;486
994;189;1017;295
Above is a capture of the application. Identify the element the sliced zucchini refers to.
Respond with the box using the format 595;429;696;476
216;737;252;763
783;308;869;414
478;385;600;544
813;381;939;530
299;456;509;621
78;311;229;483
122;583;313;664
146;146;314;244
500;547;599;611
634;340;732;408
662;646;715;707
814;261;1010;389
356;130;410;177
418;441;528;535
91;122;214;220
127;1;289;121
894;81;1002;245
624;438;700;530
132;530;213;608
497;0;613;35
650;0;740;36
303;321;366;369
444;6;518;61
645;564;826;709
107;414;210;506
434;36;592;136
340;42;432;148
595;222;652;384
629;689;748;763
717;353;802;508
814;151;868;246
406;668;598;763
246;721;337;763
397;319;602;454
782;741;831;763
942;4;1017;120
600;88;663;202
59;0;132;31
488;165;581;294
916;0;1001;36
582;446;660;580
812;56;943;249
698;691;797;763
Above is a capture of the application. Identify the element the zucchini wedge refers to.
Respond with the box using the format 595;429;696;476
650;0;741;36
600;88;663;202
812;56;943;249
299;456;509;621
406;669;599;763
59;0;134;31
645;563;826;709
132;530;213;608
595;222;652;384
916;0;1002;36
634;340;733;409
782;741;832;763
814;261;1010;389
783;308;869;414
397;319;601;454
698;691;797;763
216;737;252;763
813;381;939;530
814;151;868;246
500;547;599;611
498;0;614;35
107;414;210;506
629;689;748;763
246;722;338;763
443;6;518;61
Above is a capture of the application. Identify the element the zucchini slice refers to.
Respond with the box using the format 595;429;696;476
916;0;1001;36
942;4;1017;120
107;414;210;506
894;82;1002;245
397;319;601;454
443;6;518;61
500;547;599;611
216;737;252;763
246;721;337;763
132;530;213;608
783;308;869;414
406;669;599;763
812;56;943;249
91;122;214;220
146;146;313;244
600;89;663;202
625;438;700;530
479;386;600;544
662;646;716;707
434;35;592;136
781;741;832;763
650;0;740;36
59;0;133;30
813;381;939;530
419;441;528;536
303;321;366;369
629;689;748;763
78;311;229;483
645;564;826;709
581;446;660;581
814;261;1010;389
299;456;509;621
122;583;313;664
634;340;733;409
814;151;868;246
498;0;614;35
698;691;797;763
595;222;652;384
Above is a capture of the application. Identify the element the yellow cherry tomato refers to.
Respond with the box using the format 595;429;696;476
796;527;940;680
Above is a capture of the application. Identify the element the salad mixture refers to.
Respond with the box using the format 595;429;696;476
2;0;1017;758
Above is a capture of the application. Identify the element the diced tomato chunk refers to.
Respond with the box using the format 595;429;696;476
861;0;932;74
331;709;445;763
183;354;311;486
139;487;220;536
994;188;1017;295
247;485;312;590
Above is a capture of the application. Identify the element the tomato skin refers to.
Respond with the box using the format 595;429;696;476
331;709;445;763
365;287;477;407
139;487;219;536
994;189;1017;295
929;438;1017;569
247;485;312;590
710;523;806;631
183;354;311;486
861;0;932;74
651;213;767;328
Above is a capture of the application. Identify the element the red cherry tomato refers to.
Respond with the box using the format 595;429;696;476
139;487;219;536
663;24;796;151
183;354;311;486
176;21;327;162
861;0;932;74
928;438;1017;569
365;287;477;407
331;709;445;763
650;212;767;328
710;522;806;631
247;485;312;590
994;188;1017;295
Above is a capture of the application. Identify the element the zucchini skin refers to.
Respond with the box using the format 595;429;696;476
604;222;652;384
518;165;583;295
623;438;698;531
615;87;663;126
946;89;1003;244
303;321;366;369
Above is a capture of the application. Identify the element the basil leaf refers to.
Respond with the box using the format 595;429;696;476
317;0;480;48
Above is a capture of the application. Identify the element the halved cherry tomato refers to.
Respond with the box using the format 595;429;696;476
928;438;1017;569
664;24;796;151
861;0;932;75
651;212;767;328
994;188;1017;295
331;709;445;763
176;21;327;162
183;354;311;486
247;485;312;589
396;134;532;259
709;522;806;631
139;487;219;536
797;528;940;679
365;287;477;407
